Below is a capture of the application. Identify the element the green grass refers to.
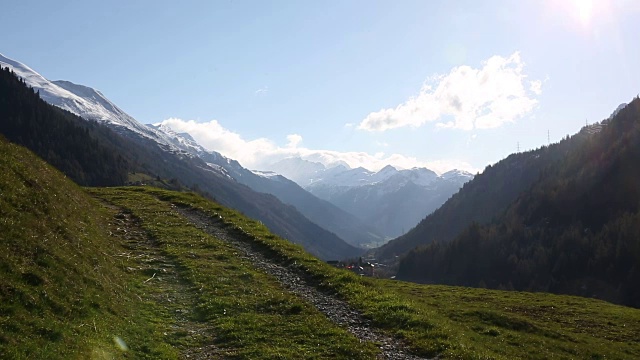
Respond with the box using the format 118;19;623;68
1;139;378;359
92;187;378;359
131;187;640;359
0;140;178;359
2;136;640;359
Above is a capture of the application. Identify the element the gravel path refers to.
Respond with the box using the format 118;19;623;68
177;206;427;360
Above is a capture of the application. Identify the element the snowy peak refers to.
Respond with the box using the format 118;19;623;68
378;164;397;173
373;165;398;179
441;169;474;182
0;53;164;143
327;160;350;169
441;169;472;178
0;53;84;113
320;167;373;187
251;170;288;182
313;164;440;189
264;155;469;190
268;157;327;185
150;123;208;155
391;167;438;187
52;80;110;107
439;169;474;186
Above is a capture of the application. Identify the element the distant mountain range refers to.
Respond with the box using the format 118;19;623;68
266;157;473;239
0;53;364;260
148;124;386;248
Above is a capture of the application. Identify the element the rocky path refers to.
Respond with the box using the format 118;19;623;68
177;206;427;360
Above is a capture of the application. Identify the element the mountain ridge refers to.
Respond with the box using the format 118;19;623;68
271;157;473;238
0;55;361;260
149;124;385;247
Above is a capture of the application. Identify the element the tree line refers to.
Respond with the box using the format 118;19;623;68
398;99;640;308
0;67;129;186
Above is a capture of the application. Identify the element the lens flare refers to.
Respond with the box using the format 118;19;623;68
113;336;129;351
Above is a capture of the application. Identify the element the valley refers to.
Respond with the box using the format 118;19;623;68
2;137;639;358
2;12;640;357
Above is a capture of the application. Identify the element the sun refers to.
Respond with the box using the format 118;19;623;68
548;0;611;30
571;0;596;26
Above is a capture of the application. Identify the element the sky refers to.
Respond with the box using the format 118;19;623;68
2;0;639;174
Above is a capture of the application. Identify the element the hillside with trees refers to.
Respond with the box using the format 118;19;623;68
374;122;588;261
397;99;640;308
0;66;129;186
0;66;361;260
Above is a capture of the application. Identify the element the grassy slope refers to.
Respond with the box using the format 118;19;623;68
0;138;178;359
91;187;377;359
0;138;377;359
1;138;639;359
139;187;640;359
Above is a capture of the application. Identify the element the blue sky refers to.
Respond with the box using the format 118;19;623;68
2;0;639;173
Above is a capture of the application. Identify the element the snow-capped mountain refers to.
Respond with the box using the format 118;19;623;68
1;54;161;140
0;53;372;259
145;127;385;247
440;169;475;181
269;158;441;189
264;157;473;238
0;53;239;178
0;53;204;159
269;157;465;195
266;157;326;185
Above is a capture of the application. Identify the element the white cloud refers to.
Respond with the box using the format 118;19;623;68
255;86;268;96
158;118;478;174
358;52;540;132
286;134;303;148
529;80;542;95
160;118;277;167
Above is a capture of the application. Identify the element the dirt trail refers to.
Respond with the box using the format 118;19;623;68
177;206;427;360
108;208;223;359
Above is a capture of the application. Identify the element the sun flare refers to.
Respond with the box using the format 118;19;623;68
560;0;611;28
572;0;596;25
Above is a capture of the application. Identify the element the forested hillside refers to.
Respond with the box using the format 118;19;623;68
0;66;129;186
398;99;640;308
374;124;587;260
0;66;361;260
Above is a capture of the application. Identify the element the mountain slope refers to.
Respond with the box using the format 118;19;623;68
151;125;385;248
224;168;385;248
0;53;165;141
0;57;361;260
0;137;170;358
397;99;640;307
0;137;381;359
375;137;579;260
0;66;129;186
